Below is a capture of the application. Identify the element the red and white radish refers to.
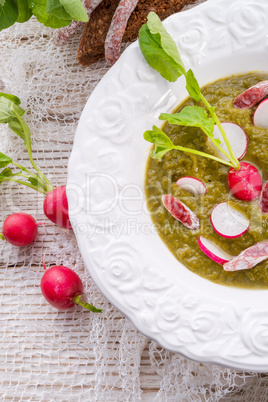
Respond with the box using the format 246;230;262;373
43;185;72;230
210;202;249;238
259;180;268;214
233;80;268;109
41;258;102;312
176;177;207;195
228;162;262;201
1;213;38;247
210;122;248;161
198;236;233;265
223;242;268;271
253;99;268;128
162;194;199;230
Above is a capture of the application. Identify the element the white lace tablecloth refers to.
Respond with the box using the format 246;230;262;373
0;2;267;400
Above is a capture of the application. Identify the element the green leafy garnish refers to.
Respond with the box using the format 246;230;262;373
160;106;214;137
58;0;88;22
139;12;240;170
17;0;32;23
139;13;185;82
0;93;54;194
0;0;18;30
29;0;72;28
0;0;88;32
144;125;233;167
46;0;71;20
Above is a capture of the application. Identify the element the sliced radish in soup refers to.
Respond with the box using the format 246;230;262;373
253;99;268;128
210;202;249;238
210;122;248;161
198;236;233;265
176;177;207;195
162;194;199;230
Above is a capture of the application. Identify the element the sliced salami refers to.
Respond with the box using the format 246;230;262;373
54;0;103;46
105;0;140;65
223;242;268;271
162;195;199;230
233;81;268;109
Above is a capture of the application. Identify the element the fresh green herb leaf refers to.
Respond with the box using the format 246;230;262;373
17;0;32;22
46;0;72;20
0;96;25;124
0;152;12;168
58;0;88;22
144;125;175;160
0;0;18;30
27;175;48;193
160;106;214;137
0;93;21;105
29;0;72;28
0;233;4;240
0;167;13;182
185;69;201;102
139;12;185;82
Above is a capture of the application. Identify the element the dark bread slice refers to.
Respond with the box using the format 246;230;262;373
78;0;199;66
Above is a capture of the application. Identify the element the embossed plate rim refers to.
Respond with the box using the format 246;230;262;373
68;0;268;371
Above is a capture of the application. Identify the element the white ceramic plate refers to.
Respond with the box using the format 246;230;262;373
68;0;268;371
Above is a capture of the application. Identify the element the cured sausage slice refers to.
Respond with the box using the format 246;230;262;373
223;242;268;271
233;81;268;109
105;0;139;65
162;194;199;230
260;181;268;214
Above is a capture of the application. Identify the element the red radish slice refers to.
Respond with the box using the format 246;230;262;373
223;242;268;271
233;81;268;109
260;180;268;213
198;236;233;265
176;177;207;195
228;162;262;201
162;194;199;230
253;99;268;128
211;122;248;161
210;202;249;238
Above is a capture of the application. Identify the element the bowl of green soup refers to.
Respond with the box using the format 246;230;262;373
68;0;268;371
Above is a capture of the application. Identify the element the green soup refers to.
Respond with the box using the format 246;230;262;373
145;73;268;289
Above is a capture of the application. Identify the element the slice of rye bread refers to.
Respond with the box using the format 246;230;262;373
78;0;199;66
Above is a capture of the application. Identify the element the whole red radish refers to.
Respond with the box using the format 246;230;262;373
41;259;102;312
43;185;72;230
2;213;38;247
228;162;262;201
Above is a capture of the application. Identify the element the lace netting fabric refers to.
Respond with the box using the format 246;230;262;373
0;2;266;400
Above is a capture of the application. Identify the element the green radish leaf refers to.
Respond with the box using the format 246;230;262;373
28;175;48;192
160;106;214;137
144;125;175;160
0;0;18;30
186;69;201;102
0;233;4;240
58;0;88;22
0;93;21;105
0;167;13;182
17;0;32;22
29;0;72;28
46;0;72;20
0;99;21;124
139;12;185;82
0;152;12;168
